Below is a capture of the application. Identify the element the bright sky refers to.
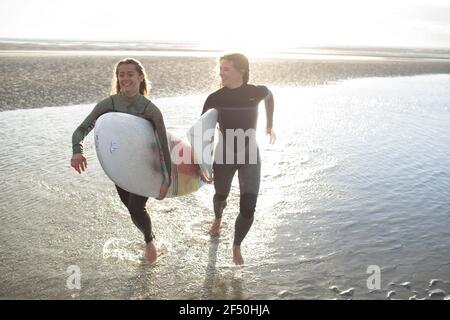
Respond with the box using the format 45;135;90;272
1;0;450;49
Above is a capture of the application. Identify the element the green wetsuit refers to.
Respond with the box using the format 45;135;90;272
72;93;172;182
71;93;171;243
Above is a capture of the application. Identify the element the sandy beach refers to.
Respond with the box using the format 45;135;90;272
1;49;450;111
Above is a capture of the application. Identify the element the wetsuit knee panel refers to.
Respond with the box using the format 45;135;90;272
240;193;257;218
127;202;147;216
213;193;228;217
213;193;228;202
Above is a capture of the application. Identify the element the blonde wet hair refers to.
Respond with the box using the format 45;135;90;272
111;58;151;96
220;53;250;84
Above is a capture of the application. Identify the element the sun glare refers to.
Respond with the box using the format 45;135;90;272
0;0;449;49
193;0;405;53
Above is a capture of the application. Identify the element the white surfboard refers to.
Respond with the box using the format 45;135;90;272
94;112;202;198
186;108;218;181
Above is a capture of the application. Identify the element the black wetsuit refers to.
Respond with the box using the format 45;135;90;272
202;84;274;245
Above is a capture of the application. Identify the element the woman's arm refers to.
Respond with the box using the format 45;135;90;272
144;105;172;189
71;100;111;173
264;90;274;129
264;90;276;144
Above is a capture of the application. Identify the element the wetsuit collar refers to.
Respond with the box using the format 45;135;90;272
225;83;245;90
120;92;141;103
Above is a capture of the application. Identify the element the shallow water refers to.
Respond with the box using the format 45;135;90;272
0;75;449;299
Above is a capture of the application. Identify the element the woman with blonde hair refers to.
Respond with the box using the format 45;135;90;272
202;53;276;265
70;58;171;264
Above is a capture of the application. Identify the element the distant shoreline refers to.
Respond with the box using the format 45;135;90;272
1;46;450;111
1;39;450;61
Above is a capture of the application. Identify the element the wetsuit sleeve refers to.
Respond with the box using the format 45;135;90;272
201;94;214;115
255;85;269;100
264;89;274;128
254;85;274;128
143;103;172;184
71;99;112;154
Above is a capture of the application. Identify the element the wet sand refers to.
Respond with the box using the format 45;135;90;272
1;52;450;111
1;75;449;299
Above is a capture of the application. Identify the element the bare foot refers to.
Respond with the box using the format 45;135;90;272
144;240;157;265
208;218;222;236
232;245;244;265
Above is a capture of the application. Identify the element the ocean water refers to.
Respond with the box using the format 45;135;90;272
0;74;449;300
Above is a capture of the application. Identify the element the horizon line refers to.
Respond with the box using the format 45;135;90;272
1;37;450;52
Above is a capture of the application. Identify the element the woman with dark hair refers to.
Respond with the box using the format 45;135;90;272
202;53;276;265
70;58;171;265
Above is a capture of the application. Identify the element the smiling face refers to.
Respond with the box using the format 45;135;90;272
220;59;244;89
117;63;144;97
